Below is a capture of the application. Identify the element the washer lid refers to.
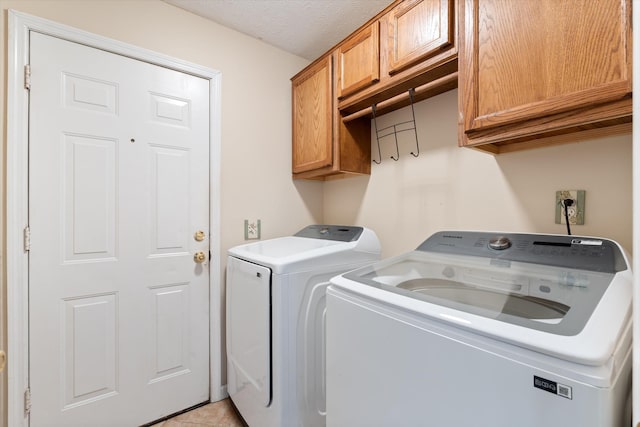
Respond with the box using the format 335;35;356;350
334;231;632;365
343;251;613;336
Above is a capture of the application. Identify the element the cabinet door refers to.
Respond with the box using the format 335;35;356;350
387;0;455;75
460;0;631;137
292;56;333;174
337;22;380;99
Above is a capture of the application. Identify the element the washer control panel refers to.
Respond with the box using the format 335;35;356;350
416;231;626;273
488;236;512;250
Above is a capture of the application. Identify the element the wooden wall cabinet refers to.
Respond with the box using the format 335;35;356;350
292;56;332;174
459;0;632;153
291;0;459;180
337;22;380;99
292;55;371;180
387;0;454;75
339;0;458;118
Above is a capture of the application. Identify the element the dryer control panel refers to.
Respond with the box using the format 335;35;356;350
295;225;363;242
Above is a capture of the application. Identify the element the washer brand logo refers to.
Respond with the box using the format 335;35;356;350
441;235;463;239
534;376;556;393
534;375;572;399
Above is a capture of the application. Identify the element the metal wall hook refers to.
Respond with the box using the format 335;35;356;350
391;131;400;161
371;104;382;164
371;88;420;164
408;88;419;158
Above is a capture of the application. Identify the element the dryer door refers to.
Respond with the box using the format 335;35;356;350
227;257;271;407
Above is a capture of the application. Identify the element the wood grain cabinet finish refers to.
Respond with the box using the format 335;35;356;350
291;0;460;179
459;0;632;153
292;54;371;180
338;0;458;117
292;56;333;174
337;22;380;99
387;0;454;75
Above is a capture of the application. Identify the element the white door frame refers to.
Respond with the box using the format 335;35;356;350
7;10;223;427
632;3;639;426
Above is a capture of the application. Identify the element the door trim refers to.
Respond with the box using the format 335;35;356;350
7;10;223;426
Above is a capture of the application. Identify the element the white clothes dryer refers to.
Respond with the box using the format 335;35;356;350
226;225;380;427
327;231;632;427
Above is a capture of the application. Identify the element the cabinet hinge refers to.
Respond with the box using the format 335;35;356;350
24;64;31;90
24;387;31;415
23;226;31;252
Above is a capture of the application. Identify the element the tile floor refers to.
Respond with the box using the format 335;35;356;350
149;398;246;427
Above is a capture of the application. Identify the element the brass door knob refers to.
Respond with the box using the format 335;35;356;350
194;230;206;242
194;251;207;263
0;350;5;373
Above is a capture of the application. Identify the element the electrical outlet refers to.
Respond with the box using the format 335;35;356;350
555;190;585;225
244;219;261;240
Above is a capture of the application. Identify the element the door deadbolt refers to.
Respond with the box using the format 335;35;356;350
194;230;206;242
0;350;5;373
194;251;207;263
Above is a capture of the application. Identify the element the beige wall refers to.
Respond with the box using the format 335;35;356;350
325;89;633;257
0;1;633;423
0;0;320;419
0;0;321;252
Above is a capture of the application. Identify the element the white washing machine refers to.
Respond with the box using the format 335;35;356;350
226;225;380;427
327;231;632;427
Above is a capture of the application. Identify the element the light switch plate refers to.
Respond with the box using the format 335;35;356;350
244;219;261;240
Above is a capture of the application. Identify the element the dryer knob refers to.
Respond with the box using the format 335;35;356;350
489;236;511;250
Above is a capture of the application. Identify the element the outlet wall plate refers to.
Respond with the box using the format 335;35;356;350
244;219;261;240
555;190;585;225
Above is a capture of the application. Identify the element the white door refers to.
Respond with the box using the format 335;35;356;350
28;32;210;426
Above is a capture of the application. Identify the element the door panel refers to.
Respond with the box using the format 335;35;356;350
226;257;271;408
150;146;190;254
63;73;118;114
29;32;210;426
62;294;118;409
150;284;190;380
63;134;117;261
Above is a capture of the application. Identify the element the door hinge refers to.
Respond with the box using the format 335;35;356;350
24;387;31;415
23;226;31;252
24;64;31;90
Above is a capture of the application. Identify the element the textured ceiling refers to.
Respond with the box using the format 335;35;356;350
163;0;394;60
